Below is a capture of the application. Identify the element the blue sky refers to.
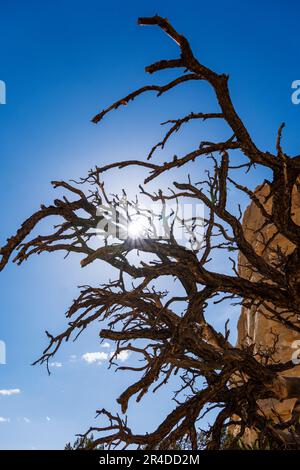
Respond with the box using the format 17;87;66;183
0;0;300;449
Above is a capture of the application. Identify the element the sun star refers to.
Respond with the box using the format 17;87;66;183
127;219;146;239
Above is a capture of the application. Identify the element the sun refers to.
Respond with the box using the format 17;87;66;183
127;219;147;239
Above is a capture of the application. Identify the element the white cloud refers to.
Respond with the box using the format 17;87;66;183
0;417;10;423
46;416;51;422
110;350;130;362
23;417;31;423
101;342;111;349
82;352;109;364
50;362;62;368
82;350;130;365
0;388;21;396
69;354;77;362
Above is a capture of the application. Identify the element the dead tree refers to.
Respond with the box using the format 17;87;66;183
2;16;300;449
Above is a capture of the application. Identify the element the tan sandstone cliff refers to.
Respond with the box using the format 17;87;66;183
236;182;300;439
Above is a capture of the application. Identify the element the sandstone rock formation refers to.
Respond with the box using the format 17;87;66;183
237;182;300;439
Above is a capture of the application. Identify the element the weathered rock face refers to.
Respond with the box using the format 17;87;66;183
237;182;300;426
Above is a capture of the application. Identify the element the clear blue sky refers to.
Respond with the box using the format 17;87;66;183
0;0;300;449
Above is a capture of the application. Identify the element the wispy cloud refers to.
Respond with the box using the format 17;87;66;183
49;362;62;368
46;416;51;422
82;350;130;365
0;417;10;423
0;388;21;396
23;417;31;423
101;342;111;349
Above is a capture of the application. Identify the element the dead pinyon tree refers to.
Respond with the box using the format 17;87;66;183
2;16;300;449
